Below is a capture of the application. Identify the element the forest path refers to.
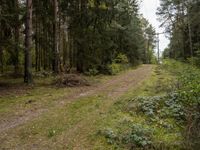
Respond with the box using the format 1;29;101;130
0;65;154;149
57;65;154;149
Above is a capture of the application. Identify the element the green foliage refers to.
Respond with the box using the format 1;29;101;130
187;57;200;68
106;53;130;75
47;129;56;138
135;94;185;122
123;124;153;147
85;68;99;76
100;124;153;148
136;96;162;117
164;60;200;106
100;93;185;149
101;128;118;144
163;60;200;149
1;0;157;77
98;64;186;149
163;93;185;120
107;63;123;75
107;63;129;75
158;0;200;60
114;53;129;64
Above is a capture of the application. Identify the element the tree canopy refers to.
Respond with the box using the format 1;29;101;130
158;0;200;62
0;0;156;82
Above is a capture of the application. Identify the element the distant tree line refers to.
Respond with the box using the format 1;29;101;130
0;0;156;83
158;0;200;62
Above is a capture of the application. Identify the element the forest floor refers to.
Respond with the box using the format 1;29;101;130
0;65;154;149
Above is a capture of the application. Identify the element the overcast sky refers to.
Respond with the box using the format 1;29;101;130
139;0;169;53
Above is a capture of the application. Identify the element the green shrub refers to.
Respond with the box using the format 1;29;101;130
163;60;200;149
187;57;200;67
107;63;123;75
85;68;99;76
123;124;153;148
114;53;129;64
106;53;130;75
100;124;153;148
100;128;118;144
131;94;185;122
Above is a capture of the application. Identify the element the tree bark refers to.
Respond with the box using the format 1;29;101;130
24;0;33;83
76;0;85;72
188;16;193;58
35;4;39;71
53;0;59;73
14;0;20;75
147;39;150;64
0;47;3;73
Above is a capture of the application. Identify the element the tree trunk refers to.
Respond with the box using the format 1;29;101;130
14;0;20;75
24;0;33;83
0;18;2;73
188;18;193;58
38;22;42;71
76;0;85;72
0;47;3;73
53;0;59;73
35;6;39;71
147;39;150;64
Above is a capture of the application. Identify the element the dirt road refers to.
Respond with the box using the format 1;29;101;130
0;65;154;149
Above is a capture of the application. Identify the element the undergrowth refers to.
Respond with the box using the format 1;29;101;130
162;60;200;149
99;60;200;150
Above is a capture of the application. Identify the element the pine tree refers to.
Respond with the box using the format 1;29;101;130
24;0;33;83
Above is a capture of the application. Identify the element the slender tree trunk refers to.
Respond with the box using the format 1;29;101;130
24;0;33;83
35;7;39;71
188;18;193;58
48;27;52;69
147;39;150;64
38;22;41;71
14;26;20;74
14;0;20;74
35;26;39;71
76;0;84;72
0;47;3;73
185;2;193;58
58;11;61;70
44;28;48;70
0;20;2;73
69;35;73;70
53;0;59;73
157;34;160;63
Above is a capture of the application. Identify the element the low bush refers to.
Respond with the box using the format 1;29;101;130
122;124;153;148
114;53;129;64
163;60;200;149
107;63;124;75
100;124;153;149
106;53;130;75
133;94;186;122
85;68;99;76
